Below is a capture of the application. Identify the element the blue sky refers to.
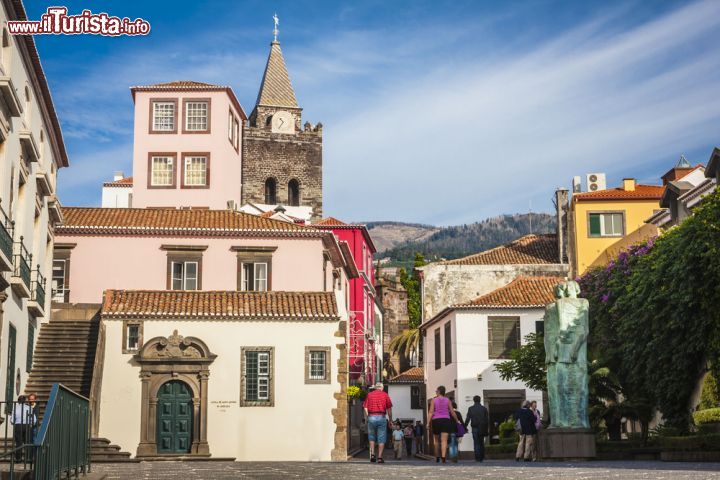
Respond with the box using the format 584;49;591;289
28;0;720;225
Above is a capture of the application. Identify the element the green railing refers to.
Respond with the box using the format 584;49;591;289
33;384;91;480
12;238;31;290
0;200;12;262
31;266;46;308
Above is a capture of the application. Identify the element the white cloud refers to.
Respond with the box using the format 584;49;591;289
50;1;720;226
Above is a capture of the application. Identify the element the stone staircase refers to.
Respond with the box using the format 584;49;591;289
25;320;98;405
23;304;136;463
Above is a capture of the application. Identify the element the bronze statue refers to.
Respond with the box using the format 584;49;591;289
544;280;590;428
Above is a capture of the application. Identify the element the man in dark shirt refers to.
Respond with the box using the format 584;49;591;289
514;401;538;461
413;421;425;454
463;395;489;461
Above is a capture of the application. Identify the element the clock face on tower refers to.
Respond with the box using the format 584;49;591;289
271;111;294;134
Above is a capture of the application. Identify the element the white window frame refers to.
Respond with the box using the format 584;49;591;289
51;259;67;302
184;156;207;186
171;260;199;290
185;101;208;131
126;324;140;351
241;262;268;292
589;212;624;238
241;347;274;406
151;156;174;186
152;102;175;131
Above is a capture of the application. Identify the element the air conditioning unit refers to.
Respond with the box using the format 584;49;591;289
226;200;238;211
572;176;582;193
586;173;606;192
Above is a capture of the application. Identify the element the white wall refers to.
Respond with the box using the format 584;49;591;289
424;308;545;451
99;317;343;461
101;186;131;208
0;0;63;409
388;384;423;423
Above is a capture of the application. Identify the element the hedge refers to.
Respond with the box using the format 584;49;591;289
694;408;720;425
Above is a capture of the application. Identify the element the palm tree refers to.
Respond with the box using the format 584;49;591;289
389;328;420;364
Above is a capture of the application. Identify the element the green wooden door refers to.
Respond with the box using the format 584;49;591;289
4;324;16;412
156;380;192;454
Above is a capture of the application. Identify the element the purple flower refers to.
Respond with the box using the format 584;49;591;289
601;293;610;303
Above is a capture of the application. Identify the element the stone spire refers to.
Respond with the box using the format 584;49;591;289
255;39;299;109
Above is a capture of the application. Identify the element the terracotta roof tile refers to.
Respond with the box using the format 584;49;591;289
314;217;348;226
439;234;559;265
57;207;324;238
102;176;133;187
102;290;339;320
389;367;424;384
460;276;564;308
133;80;224;88
573;184;664;201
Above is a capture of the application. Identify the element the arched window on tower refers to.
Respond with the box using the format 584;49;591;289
288;179;300;206
264;178;277;205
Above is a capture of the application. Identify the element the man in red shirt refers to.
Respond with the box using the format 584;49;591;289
363;382;393;463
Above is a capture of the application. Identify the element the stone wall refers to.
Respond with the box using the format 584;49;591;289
241;124;323;219
420;263;569;321
377;274;410;375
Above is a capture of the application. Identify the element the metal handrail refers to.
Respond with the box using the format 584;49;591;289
0;199;13;261
31;266;46;307
12;237;31;289
34;384;91;480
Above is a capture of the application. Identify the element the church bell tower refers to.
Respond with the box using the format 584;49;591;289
242;16;323;219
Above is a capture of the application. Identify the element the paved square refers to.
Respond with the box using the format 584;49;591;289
92;459;720;479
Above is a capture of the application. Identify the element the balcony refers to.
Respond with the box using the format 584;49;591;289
10;238;31;298
0;76;22;117
36;170;53;197
0;200;13;272
28;265;46;317
48;195;63;225
18;130;40;163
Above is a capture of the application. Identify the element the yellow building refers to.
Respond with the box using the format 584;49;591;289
571;178;664;276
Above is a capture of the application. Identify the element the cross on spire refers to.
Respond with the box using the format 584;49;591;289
273;13;279;42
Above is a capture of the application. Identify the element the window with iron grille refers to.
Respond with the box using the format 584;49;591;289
305;347;331;384
184;156;207;186
444;321;452;365
153;102;175;131
242;348;273;406
185;101;208;131
151;156;174;186
488;317;521;359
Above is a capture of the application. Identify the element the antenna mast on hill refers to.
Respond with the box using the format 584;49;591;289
529;200;533;234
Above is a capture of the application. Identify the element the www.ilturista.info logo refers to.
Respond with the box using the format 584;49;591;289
7;7;150;36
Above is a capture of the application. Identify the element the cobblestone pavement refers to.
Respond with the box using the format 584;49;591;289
92;459;720;479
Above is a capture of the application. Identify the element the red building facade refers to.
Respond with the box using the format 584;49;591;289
314;218;381;385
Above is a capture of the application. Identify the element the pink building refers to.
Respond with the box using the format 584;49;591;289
314;217;380;384
54;208;355;304
129;81;246;210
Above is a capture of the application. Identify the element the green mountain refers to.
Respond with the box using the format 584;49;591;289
369;213;556;264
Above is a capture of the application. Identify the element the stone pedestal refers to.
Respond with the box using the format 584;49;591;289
538;428;596;461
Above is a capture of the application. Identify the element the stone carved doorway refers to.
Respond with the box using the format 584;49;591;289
135;330;216;457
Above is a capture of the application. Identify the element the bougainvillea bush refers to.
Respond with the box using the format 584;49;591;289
579;187;720;432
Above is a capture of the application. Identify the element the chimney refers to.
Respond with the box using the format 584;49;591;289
622;178;636;191
554;189;569;264
113;171;124;181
